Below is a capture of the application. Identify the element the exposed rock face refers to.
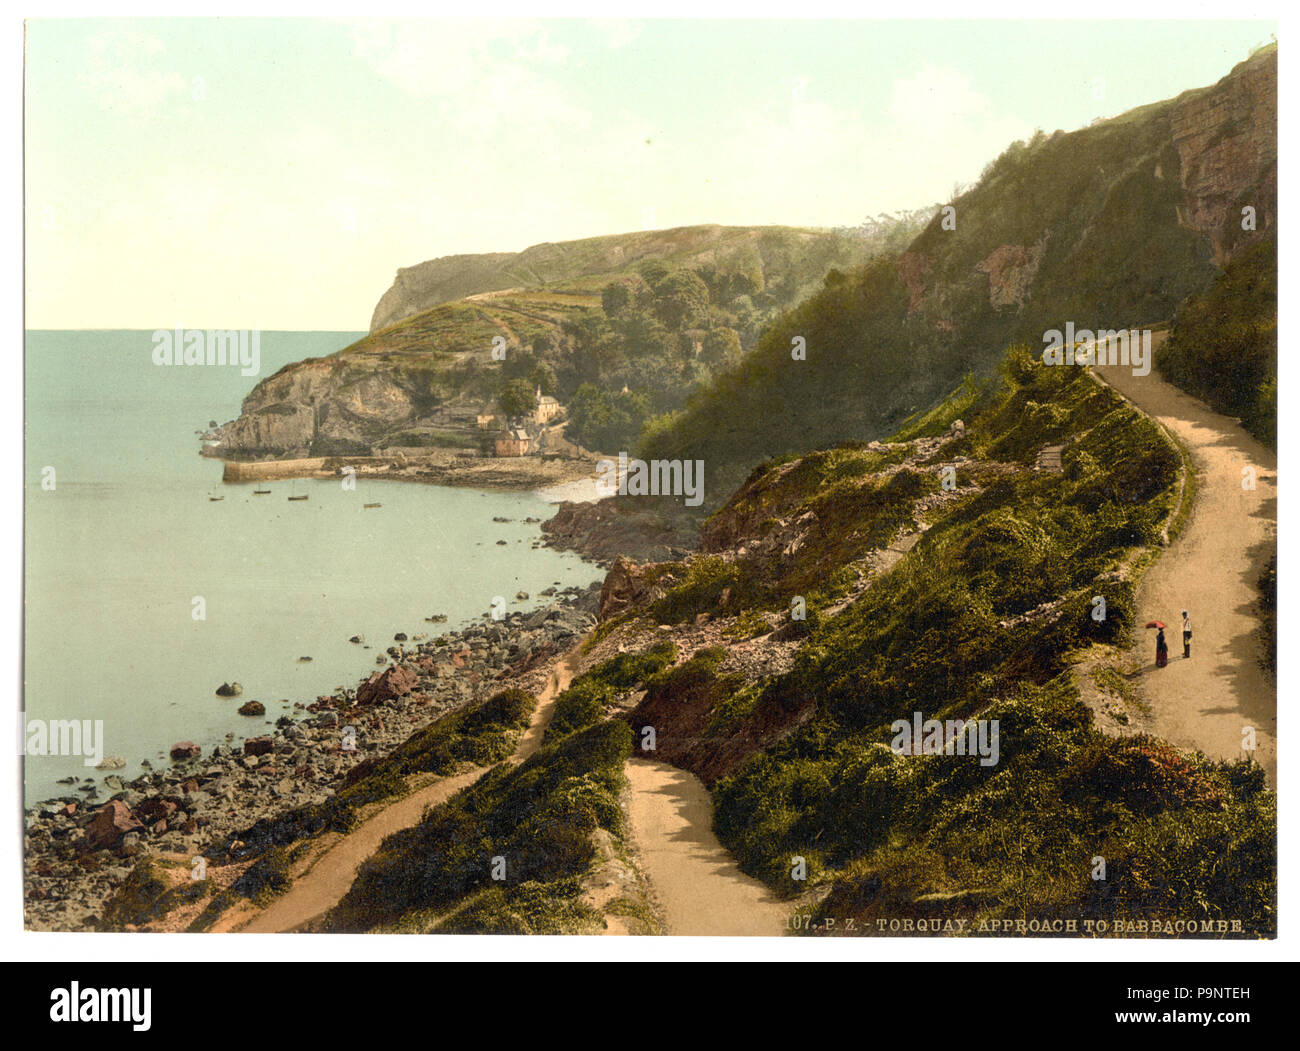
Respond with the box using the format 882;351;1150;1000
625;673;814;785
215;358;420;458
355;665;419;706
599;557;678;620
1171;47;1277;262
215;223;930;463
371;252;518;333
897;251;928;313
212;57;1276;477
976;237;1048;308
541;497;699;564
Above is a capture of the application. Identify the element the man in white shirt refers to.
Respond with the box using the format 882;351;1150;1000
1182;610;1192;658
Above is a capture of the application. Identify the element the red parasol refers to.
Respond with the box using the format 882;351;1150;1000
1145;620;1167;629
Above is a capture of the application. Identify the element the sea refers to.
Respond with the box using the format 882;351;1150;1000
23;330;601;805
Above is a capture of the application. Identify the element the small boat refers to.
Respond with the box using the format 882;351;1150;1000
208;496;224;502
288;495;309;502
253;489;271;495
364;502;382;509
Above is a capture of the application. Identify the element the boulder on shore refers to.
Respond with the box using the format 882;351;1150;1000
356;665;418;706
215;682;242;697
243;736;274;757
82;800;143;852
169;741;201;761
237;700;266;717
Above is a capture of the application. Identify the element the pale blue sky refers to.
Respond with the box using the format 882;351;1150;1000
25;18;1275;328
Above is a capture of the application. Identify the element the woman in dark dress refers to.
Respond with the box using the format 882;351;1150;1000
1155;628;1168;668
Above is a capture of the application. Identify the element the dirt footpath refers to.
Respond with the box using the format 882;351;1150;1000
624;758;789;936
1094;340;1276;785
235;654;578;933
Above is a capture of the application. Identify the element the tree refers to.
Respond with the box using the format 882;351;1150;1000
497;378;536;419
701;327;742;371
603;275;653;318
566;383;651;453
601;281;634;318
614;310;673;360
530;361;558;397
652;269;710;330
638;260;672;290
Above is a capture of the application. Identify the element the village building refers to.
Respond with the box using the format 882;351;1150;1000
534;387;562;425
494;427;532;457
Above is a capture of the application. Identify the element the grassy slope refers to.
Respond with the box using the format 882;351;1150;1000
320;647;682;933
326;720;634;934
352;225;895;359
232;222;930;454
619;347;1273;936
307;344;1274;938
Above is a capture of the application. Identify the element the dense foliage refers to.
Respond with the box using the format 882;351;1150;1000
1158;232;1277;447
327;720;633;933
696;349;1273;935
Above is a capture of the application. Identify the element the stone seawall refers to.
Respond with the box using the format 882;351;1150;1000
217;450;600;492
221;458;332;482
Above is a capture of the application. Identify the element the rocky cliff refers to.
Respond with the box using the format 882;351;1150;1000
641;46;1277;501
215;49;1275;474
1170;46;1277;262
215;357;440;458
213;223;916;461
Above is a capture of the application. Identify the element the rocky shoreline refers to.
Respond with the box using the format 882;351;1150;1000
540;495;702;565
23;581;604;931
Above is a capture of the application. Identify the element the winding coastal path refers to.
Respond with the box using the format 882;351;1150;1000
1093;335;1276;785
236;654;578;933
624;759;789;936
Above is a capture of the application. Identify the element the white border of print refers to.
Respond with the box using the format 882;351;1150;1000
2;0;1291;968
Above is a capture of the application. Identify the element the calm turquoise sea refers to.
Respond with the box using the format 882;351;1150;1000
23;331;600;804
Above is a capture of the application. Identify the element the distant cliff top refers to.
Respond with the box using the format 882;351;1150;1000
370;224;890;333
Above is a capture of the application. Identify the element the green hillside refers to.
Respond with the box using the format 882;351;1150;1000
1158;230;1276;446
268;342;1273;936
367;221;930;332
218;220;932;458
640;49;1276;504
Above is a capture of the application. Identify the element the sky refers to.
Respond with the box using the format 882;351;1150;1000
24;17;1276;330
